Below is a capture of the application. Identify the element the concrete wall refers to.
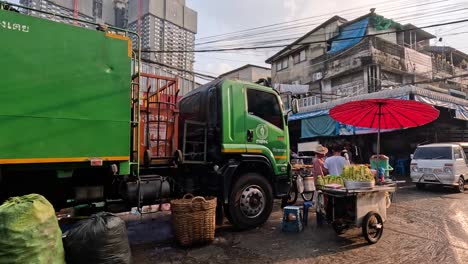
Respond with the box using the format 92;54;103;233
368;27;397;44
128;0;164;23
183;6;197;33
251;67;271;82
165;0;183;27
220;67;270;82
330;71;366;97
271;20;341;86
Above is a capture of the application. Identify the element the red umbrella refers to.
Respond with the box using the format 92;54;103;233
330;98;439;159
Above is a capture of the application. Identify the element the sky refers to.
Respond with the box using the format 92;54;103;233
6;0;468;82
186;0;468;81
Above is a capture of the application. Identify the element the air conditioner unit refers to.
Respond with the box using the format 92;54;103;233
313;72;323;81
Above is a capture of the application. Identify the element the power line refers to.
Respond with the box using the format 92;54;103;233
195;0;455;45
141;18;468;54
197;4;467;49
198;15;468;51
196;0;443;41
197;54;266;63
140;58;217;80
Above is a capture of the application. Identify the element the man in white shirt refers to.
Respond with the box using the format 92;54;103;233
324;145;350;176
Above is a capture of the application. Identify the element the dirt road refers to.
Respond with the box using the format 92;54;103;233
130;184;468;264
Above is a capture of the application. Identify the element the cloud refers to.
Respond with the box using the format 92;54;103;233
204;62;234;76
283;0;297;20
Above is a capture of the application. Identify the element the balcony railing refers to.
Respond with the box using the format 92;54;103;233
298;96;322;107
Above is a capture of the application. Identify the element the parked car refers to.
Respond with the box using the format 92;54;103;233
410;143;468;193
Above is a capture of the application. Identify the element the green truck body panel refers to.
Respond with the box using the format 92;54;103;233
220;80;290;175
0;10;131;163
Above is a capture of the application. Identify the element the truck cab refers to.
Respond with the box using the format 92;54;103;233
410;143;468;193
177;79;291;229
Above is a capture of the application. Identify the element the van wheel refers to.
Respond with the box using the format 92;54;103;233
227;173;273;230
456;177;465;193
416;183;425;190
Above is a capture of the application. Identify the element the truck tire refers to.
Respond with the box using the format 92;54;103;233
456;177;465;193
227;173;273;230
416;183;425;190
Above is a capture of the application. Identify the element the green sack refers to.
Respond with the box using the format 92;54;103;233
0;194;65;264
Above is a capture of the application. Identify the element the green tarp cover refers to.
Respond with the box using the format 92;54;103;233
373;15;402;30
0;194;65;264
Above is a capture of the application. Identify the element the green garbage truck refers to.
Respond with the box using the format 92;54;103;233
0;3;294;229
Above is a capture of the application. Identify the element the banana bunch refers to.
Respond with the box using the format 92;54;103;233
317;175;344;186
341;165;374;182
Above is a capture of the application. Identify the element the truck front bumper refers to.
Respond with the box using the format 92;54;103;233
410;173;458;186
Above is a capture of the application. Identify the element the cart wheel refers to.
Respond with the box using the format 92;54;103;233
301;191;314;202
362;211;384;244
285;184;298;206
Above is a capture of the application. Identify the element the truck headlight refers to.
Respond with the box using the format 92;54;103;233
443;167;452;174
411;165;418;172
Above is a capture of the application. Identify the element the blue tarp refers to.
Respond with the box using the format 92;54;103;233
302;115;337;138
301;116;399;139
328;18;369;54
289;109;329;121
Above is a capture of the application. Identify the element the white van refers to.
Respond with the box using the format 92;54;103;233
410;143;468;192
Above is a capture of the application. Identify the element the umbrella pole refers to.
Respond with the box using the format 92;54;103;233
377;103;382;183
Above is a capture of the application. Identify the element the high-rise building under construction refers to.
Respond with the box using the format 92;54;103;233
19;0;198;95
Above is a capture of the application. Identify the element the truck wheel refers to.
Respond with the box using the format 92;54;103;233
227;173;273;230
416;183;425;190
456;177;465;193
362;211;384;244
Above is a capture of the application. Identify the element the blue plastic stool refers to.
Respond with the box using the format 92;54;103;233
282;206;303;232
302;201;313;226
394;159;406;176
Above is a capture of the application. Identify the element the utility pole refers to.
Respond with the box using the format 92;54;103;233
73;0;78;25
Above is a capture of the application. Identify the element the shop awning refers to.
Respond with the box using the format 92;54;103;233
290;86;468;139
291;86;468;121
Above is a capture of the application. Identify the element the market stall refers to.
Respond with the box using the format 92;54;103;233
311;98;440;244
315;165;395;244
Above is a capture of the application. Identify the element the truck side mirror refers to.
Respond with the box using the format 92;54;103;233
410;154;414;159
291;99;299;114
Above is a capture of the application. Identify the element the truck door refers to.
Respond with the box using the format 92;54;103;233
244;87;289;174
454;146;468;175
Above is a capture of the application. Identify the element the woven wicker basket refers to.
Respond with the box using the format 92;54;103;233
171;194;217;246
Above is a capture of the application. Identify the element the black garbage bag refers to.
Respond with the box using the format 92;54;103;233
63;212;131;264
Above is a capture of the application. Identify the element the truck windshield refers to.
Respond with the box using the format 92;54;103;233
413;147;452;160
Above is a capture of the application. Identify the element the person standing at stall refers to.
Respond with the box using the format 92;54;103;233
312;145;328;179
324;145;350;176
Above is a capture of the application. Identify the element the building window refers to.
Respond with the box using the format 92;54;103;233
276;58;289;71
293;50;306;64
282;58;288;69
276;62;282;71
247;89;283;129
